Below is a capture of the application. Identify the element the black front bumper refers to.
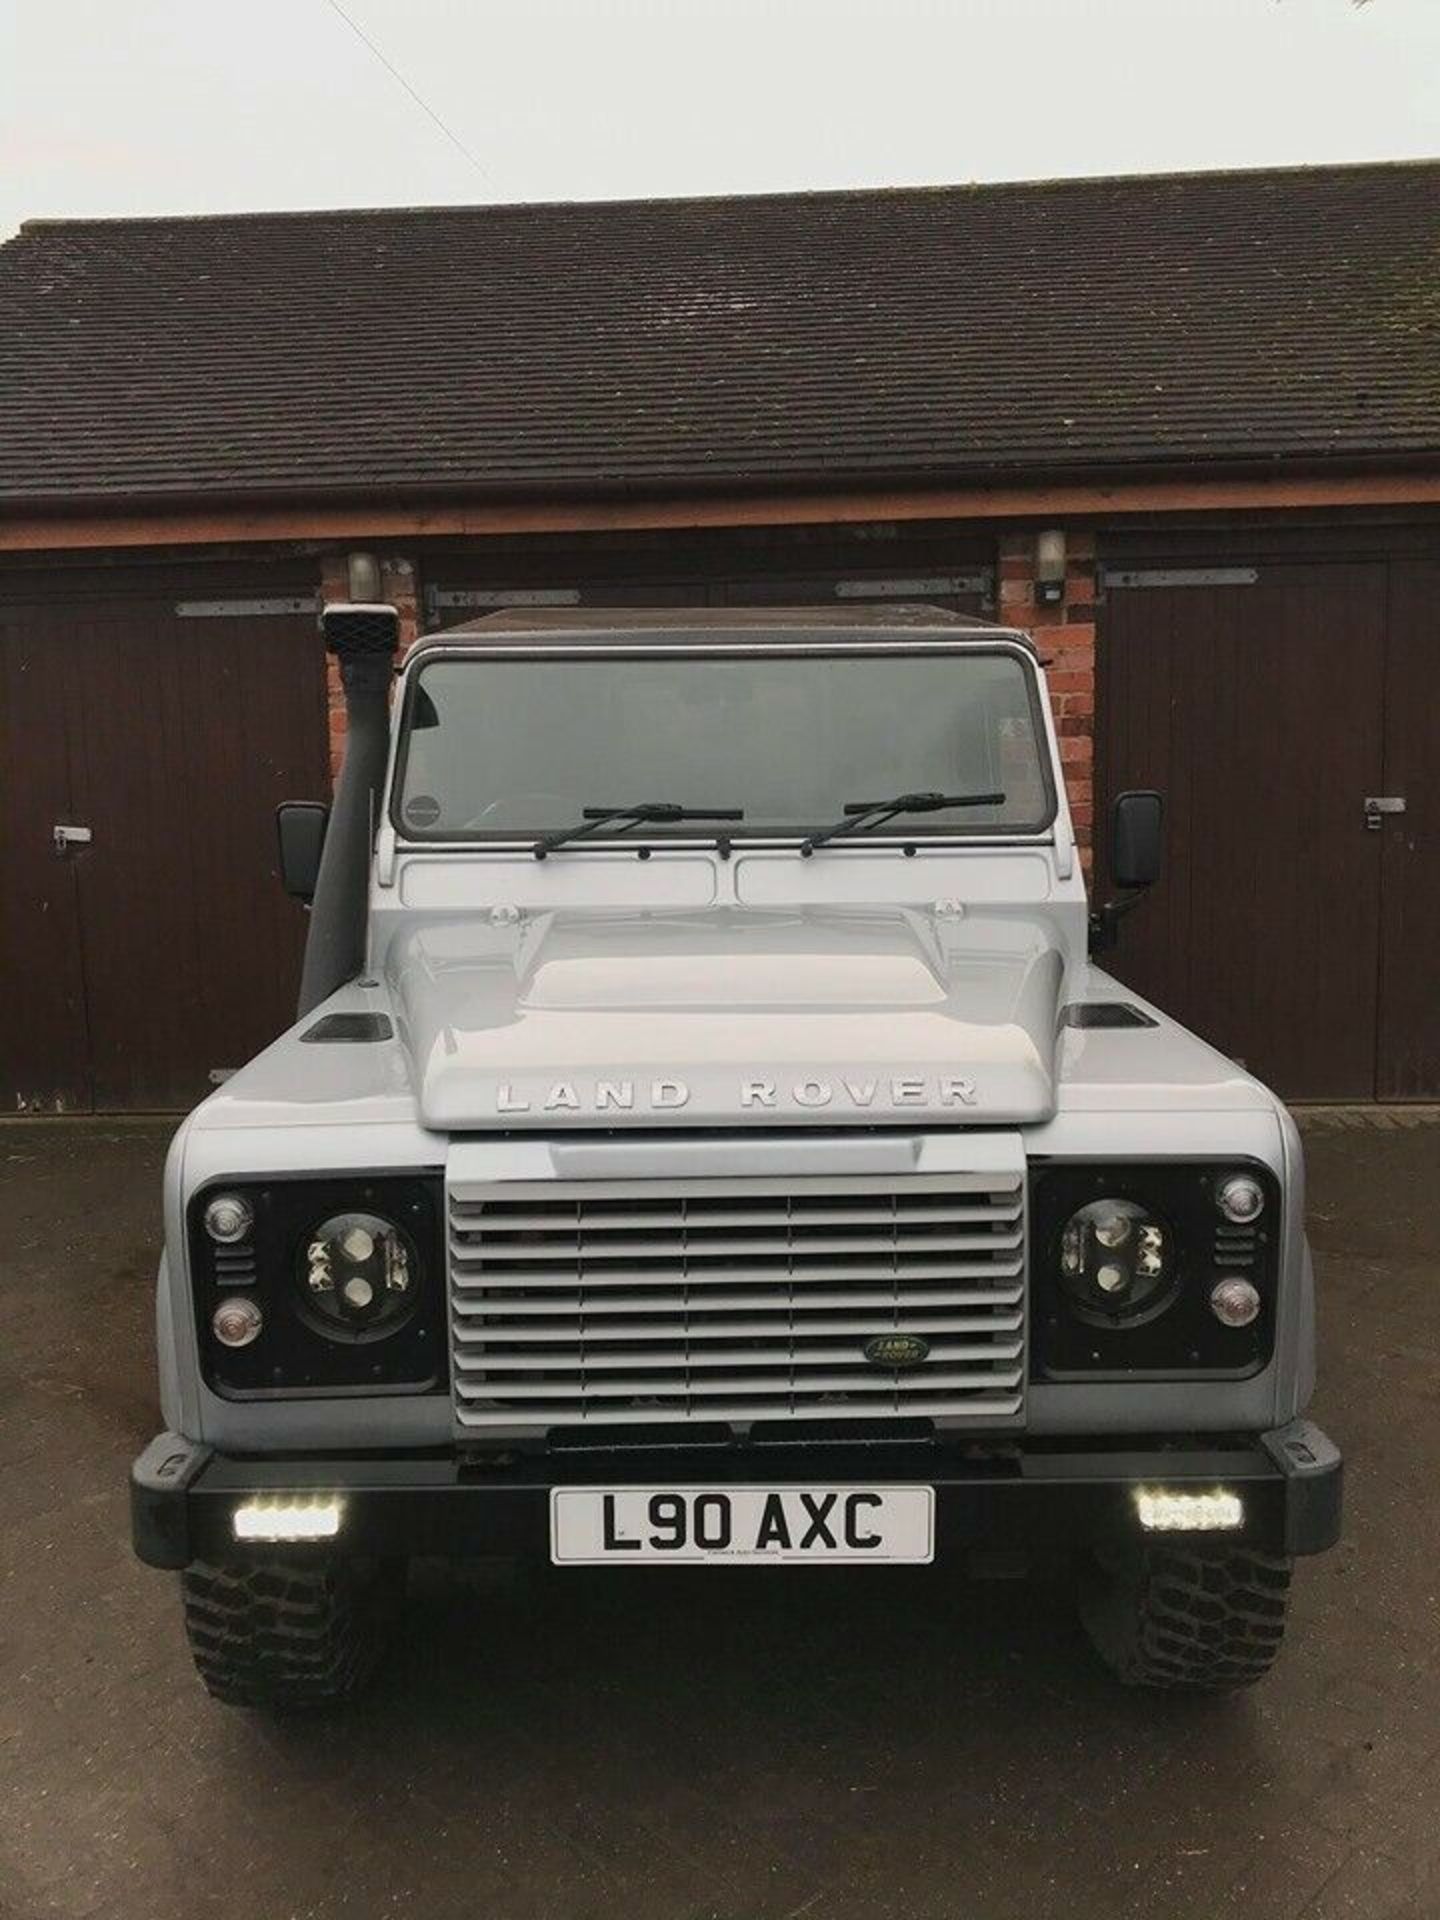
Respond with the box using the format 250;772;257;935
131;1421;1341;1571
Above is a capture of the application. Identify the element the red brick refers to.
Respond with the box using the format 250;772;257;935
381;556;421;651
1058;734;1094;765
1054;685;1095;713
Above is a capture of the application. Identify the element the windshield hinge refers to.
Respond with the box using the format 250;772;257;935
375;821;397;888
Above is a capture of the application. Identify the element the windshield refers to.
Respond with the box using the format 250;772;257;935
394;648;1055;841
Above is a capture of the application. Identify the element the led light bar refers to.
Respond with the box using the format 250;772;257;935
232;1497;344;1543
1134;1487;1244;1533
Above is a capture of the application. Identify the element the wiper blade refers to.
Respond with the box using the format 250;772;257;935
533;802;744;860
799;789;1006;857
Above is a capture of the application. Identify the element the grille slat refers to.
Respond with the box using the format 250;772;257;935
452;1202;1007;1231
454;1311;1023;1342
457;1339;1022;1372
452;1229;1022;1262
468;1397;1019;1426
453;1367;1022;1398
453;1260;1024;1289
448;1168;1026;1432
455;1284;1022;1315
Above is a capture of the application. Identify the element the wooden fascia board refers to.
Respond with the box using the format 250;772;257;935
4;470;1440;553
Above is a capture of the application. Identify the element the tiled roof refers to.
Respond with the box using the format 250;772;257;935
1;161;1437;508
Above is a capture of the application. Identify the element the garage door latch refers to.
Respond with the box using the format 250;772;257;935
1363;796;1406;831
52;824;93;853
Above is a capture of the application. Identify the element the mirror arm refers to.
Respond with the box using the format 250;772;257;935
1088;886;1149;955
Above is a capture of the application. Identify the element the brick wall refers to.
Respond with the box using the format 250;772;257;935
319;552;420;785
996;527;1096;860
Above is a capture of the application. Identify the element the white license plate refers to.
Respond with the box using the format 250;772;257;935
550;1485;934;1565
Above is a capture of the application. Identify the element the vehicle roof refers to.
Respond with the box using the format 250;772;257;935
419;603;1035;650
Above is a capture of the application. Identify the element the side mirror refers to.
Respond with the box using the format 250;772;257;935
1111;789;1163;890
1089;790;1164;955
276;801;329;901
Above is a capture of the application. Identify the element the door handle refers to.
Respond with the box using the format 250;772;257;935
52;824;93;853
1363;796;1406;832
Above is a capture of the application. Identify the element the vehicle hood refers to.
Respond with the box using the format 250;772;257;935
386;906;1064;1129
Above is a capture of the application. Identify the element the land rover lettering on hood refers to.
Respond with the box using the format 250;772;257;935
131;605;1341;1710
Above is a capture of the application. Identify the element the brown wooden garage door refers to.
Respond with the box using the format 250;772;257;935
0;568;328;1112
1099;550;1440;1101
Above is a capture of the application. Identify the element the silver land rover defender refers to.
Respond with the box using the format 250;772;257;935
131;603;1341;1707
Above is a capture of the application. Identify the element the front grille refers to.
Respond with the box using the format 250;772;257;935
448;1171;1026;1431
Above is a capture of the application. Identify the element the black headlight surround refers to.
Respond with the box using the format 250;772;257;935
1029;1158;1279;1381
188;1172;446;1398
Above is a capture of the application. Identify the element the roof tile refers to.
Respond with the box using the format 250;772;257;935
1;162;1437;507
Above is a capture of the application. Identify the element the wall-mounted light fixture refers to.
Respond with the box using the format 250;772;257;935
1035;529;1067;606
346;551;382;602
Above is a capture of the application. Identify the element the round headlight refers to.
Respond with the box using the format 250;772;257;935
1058;1198;1175;1323
300;1211;417;1341
204;1192;254;1244
1217;1173;1265;1224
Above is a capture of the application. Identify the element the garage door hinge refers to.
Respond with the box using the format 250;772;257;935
175;597;318;618
834;573;990;598
1102;568;1259;590
429;587;582;611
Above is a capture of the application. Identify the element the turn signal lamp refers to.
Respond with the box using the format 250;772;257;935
1217;1174;1265;1224
212;1297;263;1348
1210;1277;1262;1328
204;1193;253;1244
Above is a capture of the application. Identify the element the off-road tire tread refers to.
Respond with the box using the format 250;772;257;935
181;1557;402;1708
1081;1544;1293;1690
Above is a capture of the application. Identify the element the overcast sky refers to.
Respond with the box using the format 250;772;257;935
1;0;1436;239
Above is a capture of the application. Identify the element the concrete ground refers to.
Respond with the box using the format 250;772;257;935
1;1117;1436;1920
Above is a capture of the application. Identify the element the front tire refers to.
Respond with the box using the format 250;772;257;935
1079;1543;1293;1690
181;1555;404;1708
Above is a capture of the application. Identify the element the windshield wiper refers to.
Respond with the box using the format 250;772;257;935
533;803;745;860
799;789;1006;857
